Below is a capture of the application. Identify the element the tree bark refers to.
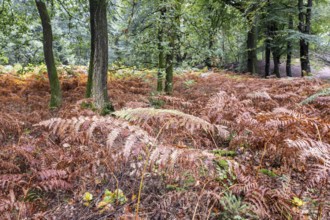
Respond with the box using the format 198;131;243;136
86;0;96;98
265;38;271;77
286;15;293;77
272;51;281;78
157;7;165;92
35;0;62;108
298;0;312;76
91;0;114;112
206;30;215;69
165;34;174;95
165;1;180;95
247;21;257;74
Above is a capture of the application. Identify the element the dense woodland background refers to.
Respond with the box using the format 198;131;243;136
0;0;330;219
1;0;330;72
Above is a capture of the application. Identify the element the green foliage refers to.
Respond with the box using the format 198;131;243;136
213;149;237;157
101;103;115;116
300;87;330;105
216;159;229;170
98;189;127;207
183;79;196;88
219;192;252;220
80;101;97;111
149;97;165;109
259;169;278;178
24;189;44;202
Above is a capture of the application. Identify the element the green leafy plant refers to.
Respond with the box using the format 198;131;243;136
183;79;196;88
97;189;127;209
219;192;253;220
213;149;237;157
259;169;278;178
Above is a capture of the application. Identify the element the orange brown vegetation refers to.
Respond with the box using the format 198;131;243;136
0;70;329;219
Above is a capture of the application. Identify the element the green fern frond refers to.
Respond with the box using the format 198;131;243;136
300;87;330;105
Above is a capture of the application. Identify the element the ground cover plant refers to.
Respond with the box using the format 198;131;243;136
0;69;329;219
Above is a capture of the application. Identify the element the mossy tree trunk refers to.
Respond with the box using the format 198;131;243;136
86;0;96;98
35;0;62;108
90;0;114;112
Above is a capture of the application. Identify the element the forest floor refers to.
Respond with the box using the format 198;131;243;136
257;60;330;80
0;68;329;219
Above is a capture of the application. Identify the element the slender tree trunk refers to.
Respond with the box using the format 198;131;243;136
264;0;271;78
35;0;62;108
86;0;96;98
165;1;180;95
174;0;183;65
247;22;257;74
165;34;174;95
91;0;114;112
286;15;293;77
265;38;271;77
206;30;215;68
157;30;165;92
298;0;312;76
157;8;165;92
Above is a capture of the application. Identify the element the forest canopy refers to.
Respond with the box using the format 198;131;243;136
1;0;329;70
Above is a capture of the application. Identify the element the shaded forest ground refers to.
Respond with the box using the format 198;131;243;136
0;69;329;219
257;60;330;79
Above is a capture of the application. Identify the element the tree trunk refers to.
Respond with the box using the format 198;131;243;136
298;0;312;77
174;0;183;65
91;0;114;112
165;34;174;95
286;15;293;77
265;38;271;77
165;1;179;95
35;0;62;108
272;51;281;78
86;0;96;98
157;8;165;92
247;23;257;74
206;31;215;69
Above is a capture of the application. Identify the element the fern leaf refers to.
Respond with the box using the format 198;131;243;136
37;179;72;191
114;108;226;136
37;170;67;181
246;91;272;100
300;87;330;105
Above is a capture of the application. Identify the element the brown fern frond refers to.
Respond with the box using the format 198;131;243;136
245;189;270;219
0;198;12;213
149;145;216;169
205;91;230;115
0;174;25;189
0;160;20;173
36;116;219;175
272;92;300;101
37;170;67;181
114;108;228;138
37;179;72;191
246;91;272;100
306;164;330;188
155;95;193;108
285;139;330;163
0;113;22;144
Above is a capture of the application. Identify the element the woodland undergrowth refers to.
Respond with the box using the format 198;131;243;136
0;70;329;219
